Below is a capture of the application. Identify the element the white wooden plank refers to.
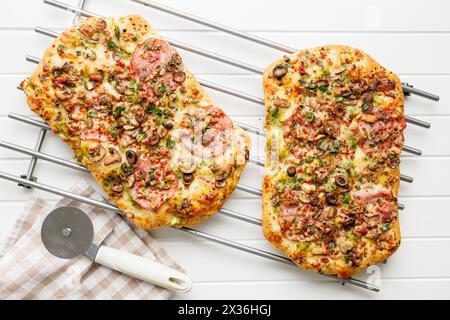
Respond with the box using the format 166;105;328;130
90;0;450;32
175;279;450;299
3;0;450;32
0;0;79;29
2;31;450;75
151;237;450;281
1;199;449;282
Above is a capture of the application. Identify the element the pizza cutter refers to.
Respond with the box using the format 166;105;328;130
40;206;192;293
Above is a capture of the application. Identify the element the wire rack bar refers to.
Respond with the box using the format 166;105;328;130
17;128;46;189
131;0;439;103
40;2;435;127
0;170;379;292
72;0;86;24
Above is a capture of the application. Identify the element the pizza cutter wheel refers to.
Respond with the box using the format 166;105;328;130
41;206;192;293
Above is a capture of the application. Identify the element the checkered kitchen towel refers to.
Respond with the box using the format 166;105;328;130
0;180;185;299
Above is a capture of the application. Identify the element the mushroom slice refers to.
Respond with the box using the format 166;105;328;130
173;71;186;83
84;80;95;91
157;126;168;139
103;147;121;166
215;179;226;188
298;191;311;204
119;132;135;148
88;143;106;162
61;62;72;73
127;175;135;189
111;182;123;193
55;89;73;100
179;157;196;174
210;163;233;180
148;130;160;146
201;115;212;132
202;128;215;146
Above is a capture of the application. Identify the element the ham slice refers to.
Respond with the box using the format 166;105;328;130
352;187;391;202
131;38;178;80
129;160;178;211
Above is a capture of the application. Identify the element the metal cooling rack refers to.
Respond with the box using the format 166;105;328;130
0;0;441;292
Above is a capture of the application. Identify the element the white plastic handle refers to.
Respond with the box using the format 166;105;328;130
94;245;192;293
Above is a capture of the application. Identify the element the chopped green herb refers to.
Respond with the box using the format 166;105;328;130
323;69;331;76
335;96;344;103
109;128;118;139
344;253;350;263
146;104;156;114
136;133;146;143
319;141;329;151
76;50;81;56
149;173;155;180
114;26;121;39
166;138;175;149
107;40;116;51
319;85;328;92
348;136;358;149
271;107;279;118
87;110;97;117
308;83;317;90
342;193;350;204
330;140;340;153
381;223;390;232
113;105;125;118
304;156;314;164
305;112;315;123
327;184;336;193
88;50;96;60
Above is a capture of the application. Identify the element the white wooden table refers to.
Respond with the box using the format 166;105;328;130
0;0;449;299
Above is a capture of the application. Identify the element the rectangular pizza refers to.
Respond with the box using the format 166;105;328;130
262;45;405;278
21;15;250;229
